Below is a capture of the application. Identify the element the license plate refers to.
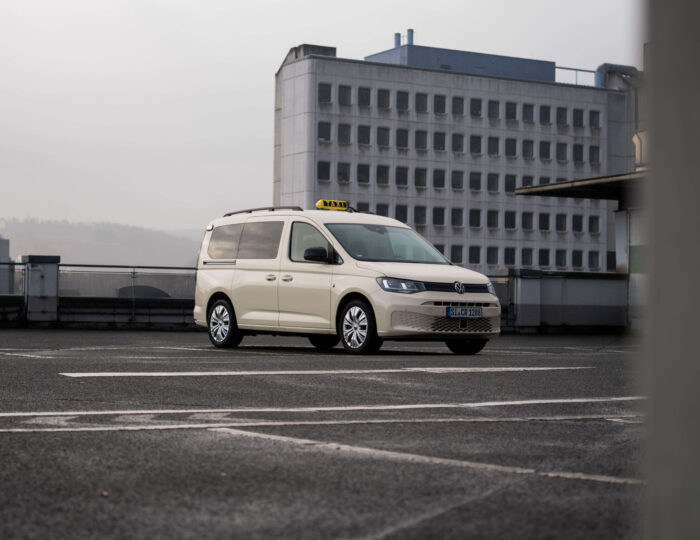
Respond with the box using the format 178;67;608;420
446;307;482;319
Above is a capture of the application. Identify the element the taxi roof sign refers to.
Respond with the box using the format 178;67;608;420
315;199;349;210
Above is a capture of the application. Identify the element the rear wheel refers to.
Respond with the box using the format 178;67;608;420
207;299;243;348
445;339;487;355
338;299;382;354
308;335;340;350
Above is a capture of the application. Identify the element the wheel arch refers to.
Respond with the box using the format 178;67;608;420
206;292;235;320
335;291;375;332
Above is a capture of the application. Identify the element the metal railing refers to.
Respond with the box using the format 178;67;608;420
0;262;25;296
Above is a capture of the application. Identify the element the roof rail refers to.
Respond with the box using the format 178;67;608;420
223;206;303;217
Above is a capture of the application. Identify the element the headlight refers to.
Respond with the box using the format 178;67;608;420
376;277;426;294
486;281;496;296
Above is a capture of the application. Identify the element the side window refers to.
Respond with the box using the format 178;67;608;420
290;222;329;262
207;223;243;259
237;221;284;259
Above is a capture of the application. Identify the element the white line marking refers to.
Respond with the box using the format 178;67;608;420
59;366;592;378
0;396;644;418
211;427;645;486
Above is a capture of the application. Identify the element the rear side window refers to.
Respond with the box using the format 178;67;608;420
237;221;285;259
207;223;243;259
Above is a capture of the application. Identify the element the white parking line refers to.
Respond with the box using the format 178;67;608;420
59;366;592;378
0;396;644;418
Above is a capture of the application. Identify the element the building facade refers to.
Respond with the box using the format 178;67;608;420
273;38;636;275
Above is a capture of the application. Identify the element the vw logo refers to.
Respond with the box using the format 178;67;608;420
454;281;465;294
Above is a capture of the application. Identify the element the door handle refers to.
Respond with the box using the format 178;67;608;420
281;275;293;282
266;274;277;281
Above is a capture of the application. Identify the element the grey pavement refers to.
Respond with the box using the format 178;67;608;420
0;330;644;539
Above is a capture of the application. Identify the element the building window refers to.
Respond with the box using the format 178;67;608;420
539;176;550;185
539;213;550;231
556;177;567;183
318;83;331;103
487;210;499;229
522;248;533;266
523;103;534;123
395;166;408;187
470;98;482;117
376;203;389;217
505;211;516;230
572;214;583;232
397;91;409;111
433;169;446;189
589;215;600;234
396;129;409;149
415;93;428;113
395;205;408;223
414;206;427;225
540;105;551;124
451;208;463;227
337;162;350;183
556;213;567;232
572;250;583;268
338;85;352;106
505;102;517;120
415;168;427;188
573;144;584;163
433;207;445;226
556;249;567;268
539;249;550;267
377;127;390;147
452;96;464;115
376;165;389;185
589;145;600;164
505;138;517;157
357;202;370;212
523;139;534;159
588;250;600;269
573;108;584;127
451;245;464;263
434;244;445;255
452;133;464;153
451;170;464;190
318;122;331;142
358;87;371;107
469;172;481;191
433;132;446;151
357;164;370;184
504;247;516;266
556;142;567;162
505;174;516;193
469;209;481;228
522;175;533;187
434;94;446;114
488;137;499;156
487;173;499;193
590;110;601;129
469;246;481;264
488;100;499;119
487;247;498;265
358;125;370;145
317;161;330;181
470;135;482;154
556;107;568;126
338;123;351;145
415;130;428;150
539;141;551;160
378;89;391;109
522;212;533;230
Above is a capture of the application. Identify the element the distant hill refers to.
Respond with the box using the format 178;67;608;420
0;219;201;267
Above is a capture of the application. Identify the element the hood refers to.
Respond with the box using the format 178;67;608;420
355;261;489;284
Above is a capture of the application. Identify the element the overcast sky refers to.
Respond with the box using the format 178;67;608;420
0;0;645;231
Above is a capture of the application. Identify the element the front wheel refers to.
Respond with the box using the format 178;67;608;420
207;299;243;348
338;300;382;354
308;335;340;350
445;339;487;355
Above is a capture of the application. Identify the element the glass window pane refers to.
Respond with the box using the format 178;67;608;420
208;223;244;259
238;221;284;259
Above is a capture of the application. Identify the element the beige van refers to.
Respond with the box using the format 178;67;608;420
194;201;500;354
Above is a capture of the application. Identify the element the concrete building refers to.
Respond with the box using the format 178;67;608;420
273;32;637;275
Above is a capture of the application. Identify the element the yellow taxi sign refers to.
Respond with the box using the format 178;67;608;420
315;199;349;210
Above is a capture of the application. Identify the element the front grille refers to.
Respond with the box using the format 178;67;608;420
429;301;490;307
423;282;489;294
392;311;495;334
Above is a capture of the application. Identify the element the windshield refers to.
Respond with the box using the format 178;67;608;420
325;223;448;264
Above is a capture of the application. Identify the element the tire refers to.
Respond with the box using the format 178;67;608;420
338;299;382;354
308;335;340;350
445;339;487;355
207;299;243;348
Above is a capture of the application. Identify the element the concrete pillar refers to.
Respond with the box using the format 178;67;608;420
22;255;60;323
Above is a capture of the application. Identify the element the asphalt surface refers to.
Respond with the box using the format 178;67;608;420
0;330;644;539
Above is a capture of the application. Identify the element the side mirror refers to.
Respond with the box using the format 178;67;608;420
304;246;329;263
